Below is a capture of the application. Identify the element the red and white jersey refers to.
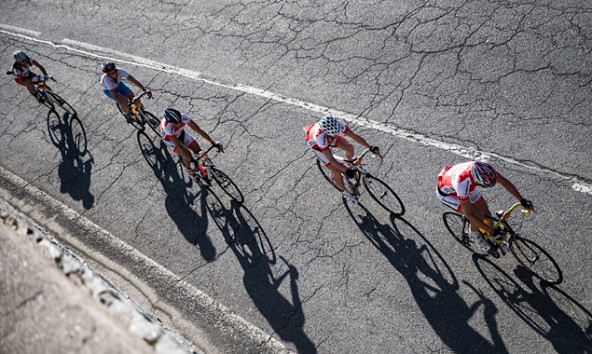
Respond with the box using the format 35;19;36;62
12;57;37;78
304;122;349;152
159;113;193;141
437;162;479;201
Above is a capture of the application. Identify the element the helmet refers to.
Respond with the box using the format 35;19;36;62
164;108;182;124
319;115;345;137
471;161;496;187
13;50;27;61
101;62;116;73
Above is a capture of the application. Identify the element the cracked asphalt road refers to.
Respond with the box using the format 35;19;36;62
1;1;591;353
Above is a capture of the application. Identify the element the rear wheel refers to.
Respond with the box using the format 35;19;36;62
510;236;563;285
362;175;405;216
140;110;161;135
211;167;244;203
443;212;473;252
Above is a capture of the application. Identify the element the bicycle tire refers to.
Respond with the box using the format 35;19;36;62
39;91;55;111
510;236;563;285
316;159;341;191
442;212;473;252
47;91;77;116
211;167;244;203
362;174;405;216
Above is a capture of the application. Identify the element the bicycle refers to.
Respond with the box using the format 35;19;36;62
6;72;76;115
316;148;405;217
190;144;244;203
116;91;159;133
443;202;563;285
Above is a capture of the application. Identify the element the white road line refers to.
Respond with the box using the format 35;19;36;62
2;23;591;196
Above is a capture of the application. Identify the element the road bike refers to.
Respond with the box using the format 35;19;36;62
190;144;244;203
443;202;563;285
116;91;159;133
317;148;405;217
6;72;76;115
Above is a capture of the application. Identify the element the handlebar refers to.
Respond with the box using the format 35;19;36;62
347;148;382;166
5;71;55;84
128;90;152;108
191;142;224;161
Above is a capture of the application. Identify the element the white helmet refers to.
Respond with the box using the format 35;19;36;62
319;116;345;137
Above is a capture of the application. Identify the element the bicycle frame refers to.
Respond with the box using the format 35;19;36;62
483;202;531;244
331;148;378;193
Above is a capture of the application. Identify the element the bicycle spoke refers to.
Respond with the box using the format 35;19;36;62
443;212;474;252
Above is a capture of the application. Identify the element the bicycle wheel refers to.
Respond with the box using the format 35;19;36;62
316;159;341;191
39;91;55;110
442;212;473;252
211;167;244;203
362;175;405;216
68;115;88;156
47;91;77;116
510;236;563;285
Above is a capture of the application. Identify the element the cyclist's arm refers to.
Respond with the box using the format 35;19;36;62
344;130;372;150
126;74;151;96
187;121;216;146
496;172;533;210
32;60;48;76
459;199;494;234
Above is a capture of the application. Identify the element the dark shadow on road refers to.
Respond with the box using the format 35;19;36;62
47;110;94;209
344;201;508;353
205;195;315;353
137;130;216;261
474;257;592;353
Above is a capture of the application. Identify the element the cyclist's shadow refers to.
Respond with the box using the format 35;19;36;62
344;202;508;353
474;257;592;352
46;110;95;209
204;196;316;353
137;131;216;261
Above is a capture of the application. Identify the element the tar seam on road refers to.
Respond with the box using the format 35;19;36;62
1;23;591;196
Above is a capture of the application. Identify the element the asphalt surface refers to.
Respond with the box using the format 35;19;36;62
1;1;591;353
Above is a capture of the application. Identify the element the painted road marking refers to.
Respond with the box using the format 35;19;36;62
2;24;591;195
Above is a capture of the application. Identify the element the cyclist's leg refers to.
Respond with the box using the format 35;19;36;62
115;83;133;113
314;150;346;191
15;73;38;97
333;136;354;160
436;189;462;212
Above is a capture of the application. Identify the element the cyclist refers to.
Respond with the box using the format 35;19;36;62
11;50;50;103
160;108;223;177
100;62;152;122
437;161;534;254
304;115;380;204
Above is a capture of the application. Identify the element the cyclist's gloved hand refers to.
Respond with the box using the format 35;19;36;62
520;198;534;210
189;161;197;171
345;168;357;179
213;141;224;152
370;145;380;155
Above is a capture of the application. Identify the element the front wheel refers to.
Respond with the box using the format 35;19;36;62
510;236;563;285
362;175;405;216
211;167;244;203
47;91;77;116
442;212;473;252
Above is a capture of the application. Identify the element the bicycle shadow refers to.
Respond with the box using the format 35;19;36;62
474;257;592;353
344;201;508;353
46;110;95;210
204;196;315;353
137;130;216;261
